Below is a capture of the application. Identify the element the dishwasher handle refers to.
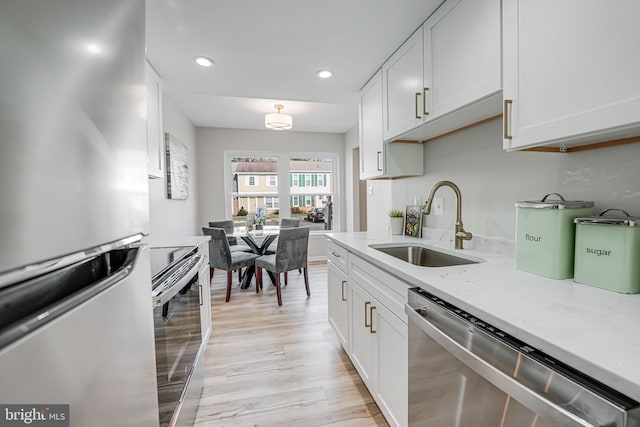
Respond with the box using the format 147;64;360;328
405;305;596;427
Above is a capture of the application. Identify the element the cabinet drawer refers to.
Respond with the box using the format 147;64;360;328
349;255;409;324
328;241;349;273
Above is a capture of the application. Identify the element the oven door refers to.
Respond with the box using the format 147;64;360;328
153;257;205;427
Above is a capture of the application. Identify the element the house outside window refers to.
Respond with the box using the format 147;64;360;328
228;154;336;231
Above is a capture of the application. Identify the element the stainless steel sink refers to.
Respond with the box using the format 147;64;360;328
370;245;479;267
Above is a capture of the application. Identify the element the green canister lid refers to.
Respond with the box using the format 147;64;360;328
574;209;640;227
516;193;595;210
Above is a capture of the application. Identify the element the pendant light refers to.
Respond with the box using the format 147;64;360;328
265;104;292;130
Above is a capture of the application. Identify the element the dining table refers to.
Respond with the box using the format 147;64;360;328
233;226;279;289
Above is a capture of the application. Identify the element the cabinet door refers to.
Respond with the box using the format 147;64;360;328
359;70;384;179
503;0;640;150
349;281;375;389
328;264;349;351
373;303;408;427
146;61;164;178
424;0;501;120
198;246;211;341
382;28;424;141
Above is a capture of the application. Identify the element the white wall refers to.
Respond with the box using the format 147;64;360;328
148;94;199;237
344;125;359;232
196;127;346;259
368;119;640;241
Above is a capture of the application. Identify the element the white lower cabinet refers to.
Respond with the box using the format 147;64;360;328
350;278;408;427
328;262;349;351
327;240;408;427
197;240;211;341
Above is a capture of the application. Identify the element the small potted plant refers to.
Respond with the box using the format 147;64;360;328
388;209;404;235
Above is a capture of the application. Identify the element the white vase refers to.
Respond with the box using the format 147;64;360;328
389;217;404;235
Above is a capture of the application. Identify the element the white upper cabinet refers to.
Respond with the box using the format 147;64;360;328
360;70;385;179
424;0;501;120
146;61;164;179
382;29;425;141
381;0;502;143
360;70;423;179
502;0;640;151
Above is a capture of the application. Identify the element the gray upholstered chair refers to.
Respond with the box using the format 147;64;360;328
255;227;310;306
202;227;260;302
265;217;301;254
208;220;251;252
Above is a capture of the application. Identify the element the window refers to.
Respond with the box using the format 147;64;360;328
264;196;279;209
231;156;279;226
228;153;336;231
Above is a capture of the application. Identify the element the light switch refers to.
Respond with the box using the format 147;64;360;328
434;197;444;216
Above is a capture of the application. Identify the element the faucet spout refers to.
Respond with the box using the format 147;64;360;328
424;180;472;249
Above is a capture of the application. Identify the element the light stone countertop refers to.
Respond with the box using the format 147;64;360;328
326;231;640;402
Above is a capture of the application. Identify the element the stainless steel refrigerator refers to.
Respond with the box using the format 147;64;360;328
0;1;159;425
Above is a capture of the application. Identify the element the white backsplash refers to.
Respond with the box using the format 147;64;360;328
421;226;515;257
368;118;640;241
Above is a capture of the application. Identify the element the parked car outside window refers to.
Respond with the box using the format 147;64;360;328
307;207;325;223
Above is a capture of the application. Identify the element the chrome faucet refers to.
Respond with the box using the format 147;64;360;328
424;180;473;250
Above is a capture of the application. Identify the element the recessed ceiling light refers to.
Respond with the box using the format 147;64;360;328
85;43;102;55
195;56;214;67
317;70;333;79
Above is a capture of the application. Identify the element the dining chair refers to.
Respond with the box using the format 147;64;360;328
255;227;310;306
202;227;260;302
266;217;301;254
208;220;251;252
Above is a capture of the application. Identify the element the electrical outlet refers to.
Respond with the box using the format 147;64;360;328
434;197;444;216
367;185;373;195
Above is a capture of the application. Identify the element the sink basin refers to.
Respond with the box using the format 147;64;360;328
370;245;479;267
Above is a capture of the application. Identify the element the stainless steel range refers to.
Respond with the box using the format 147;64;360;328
150;246;206;427
405;287;640;427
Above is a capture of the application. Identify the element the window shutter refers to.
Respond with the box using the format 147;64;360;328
290;174;293;186
299;174;304;186
312;174;317;186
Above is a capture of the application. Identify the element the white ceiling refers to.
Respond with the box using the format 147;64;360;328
146;0;444;134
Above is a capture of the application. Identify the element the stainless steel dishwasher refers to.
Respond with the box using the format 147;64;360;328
405;287;640;427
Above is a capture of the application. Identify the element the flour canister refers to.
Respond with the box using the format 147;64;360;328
515;193;594;279
574;209;640;293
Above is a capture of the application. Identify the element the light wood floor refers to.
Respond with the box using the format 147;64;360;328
194;263;389;427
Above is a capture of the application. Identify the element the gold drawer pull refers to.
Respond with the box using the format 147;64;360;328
341;280;347;301
369;306;377;334
415;93;422;119
364;301;371;327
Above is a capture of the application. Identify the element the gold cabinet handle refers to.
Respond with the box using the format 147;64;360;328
364;301;371;327
503;99;513;139
415;93;422;119
369;306;377;334
376;151;382;171
341;280;347;302
423;87;429;116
